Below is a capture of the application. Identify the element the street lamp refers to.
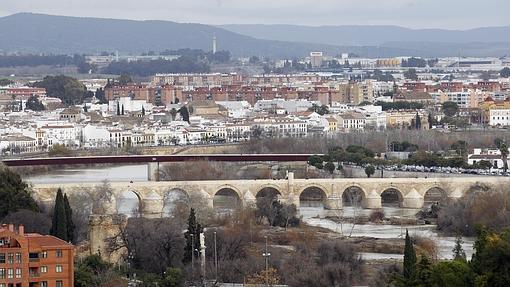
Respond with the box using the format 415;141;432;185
262;236;271;273
127;251;135;282
214;231;218;282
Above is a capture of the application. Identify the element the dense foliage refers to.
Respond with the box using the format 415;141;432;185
32;75;88;106
0;167;39;219
25;95;45;111
375;101;424;111
0;78;14;86
500;67;510;78
401;57;427;67
103;56;210;77
0;54;88;69
396;228;510;287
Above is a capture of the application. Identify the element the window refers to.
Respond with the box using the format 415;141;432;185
7;254;13;264
40;282;48;287
55;280;63;287
15;253;21;263
41;251;48;259
15;268;21;279
0;253;4;263
0;268;5;279
7;268;13;279
40;266;47;273
55;265;62;273
56;250;63;258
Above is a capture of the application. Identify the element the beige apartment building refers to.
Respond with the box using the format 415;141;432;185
334;81;374;105
386;110;429;130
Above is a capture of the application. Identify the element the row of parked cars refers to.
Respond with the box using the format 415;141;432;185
355;164;509;176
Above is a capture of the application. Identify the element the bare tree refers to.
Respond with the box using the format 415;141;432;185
87;180;115;215
67;192;94;242
108;218;185;275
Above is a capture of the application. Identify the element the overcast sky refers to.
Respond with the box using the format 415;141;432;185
0;0;508;29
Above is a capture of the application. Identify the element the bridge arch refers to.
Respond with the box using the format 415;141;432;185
116;188;143;217
214;185;242;210
423;186;448;207
161;188;191;216
342;186;366;207
256;184;283;199
380;188;404;207
299;184;328;208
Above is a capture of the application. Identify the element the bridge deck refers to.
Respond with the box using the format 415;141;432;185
2;154;316;167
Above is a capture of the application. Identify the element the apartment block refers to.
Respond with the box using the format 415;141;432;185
0;224;74;287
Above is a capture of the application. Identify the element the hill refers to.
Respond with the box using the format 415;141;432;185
0;13;435;58
1;13;506;58
0;13;346;58
221;24;510;57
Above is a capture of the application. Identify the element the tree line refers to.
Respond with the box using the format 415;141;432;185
396;227;510;286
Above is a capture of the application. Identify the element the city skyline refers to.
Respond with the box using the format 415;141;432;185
0;0;509;29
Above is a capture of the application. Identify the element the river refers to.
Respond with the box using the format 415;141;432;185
300;207;475;260
26;164;148;184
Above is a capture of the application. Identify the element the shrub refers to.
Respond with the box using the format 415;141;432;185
369;209;385;223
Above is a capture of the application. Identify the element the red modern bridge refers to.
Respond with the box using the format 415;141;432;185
1;154;316;167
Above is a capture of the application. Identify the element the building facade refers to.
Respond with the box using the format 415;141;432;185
0;224;74;287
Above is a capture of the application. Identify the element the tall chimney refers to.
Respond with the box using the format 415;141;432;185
18;225;24;236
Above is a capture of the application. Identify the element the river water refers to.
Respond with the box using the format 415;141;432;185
26;164;148;184
300;207;475;260
25;165;474;261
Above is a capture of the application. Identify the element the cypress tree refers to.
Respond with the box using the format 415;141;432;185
142;106;145;116
415;113;421;129
116;102;120;116
121;104;125;115
183;208;203;263
403;229;417;281
63;193;75;243
50;189;68;242
452;234;466;261
179;106;190;123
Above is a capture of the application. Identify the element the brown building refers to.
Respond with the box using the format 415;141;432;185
0;224;74;287
105;84;152;102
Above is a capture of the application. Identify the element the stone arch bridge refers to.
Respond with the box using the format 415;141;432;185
31;173;509;218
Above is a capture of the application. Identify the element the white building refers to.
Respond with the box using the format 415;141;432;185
489;109;510;126
216;101;252;118
82;124;111;148
336;112;366;132
356;105;387;130
38;124;81;148
253;117;307;138
108;97;152;113
468;148;510;169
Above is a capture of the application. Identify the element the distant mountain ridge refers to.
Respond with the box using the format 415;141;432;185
221;24;510;46
0;13;508;58
221;24;510;57
0;13;351;58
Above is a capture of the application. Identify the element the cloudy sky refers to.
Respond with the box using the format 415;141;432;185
0;0;508;29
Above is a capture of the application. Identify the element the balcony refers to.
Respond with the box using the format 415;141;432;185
30;271;40;278
29;253;40;262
